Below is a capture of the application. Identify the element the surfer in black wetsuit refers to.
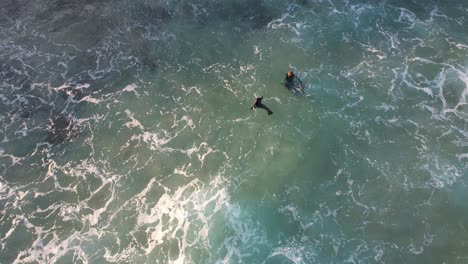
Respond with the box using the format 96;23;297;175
250;96;273;115
284;71;304;93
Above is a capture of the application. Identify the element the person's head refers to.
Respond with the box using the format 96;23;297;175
287;71;294;78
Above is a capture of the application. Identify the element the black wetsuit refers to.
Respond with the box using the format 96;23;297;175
250;96;273;115
284;73;304;93
284;74;295;89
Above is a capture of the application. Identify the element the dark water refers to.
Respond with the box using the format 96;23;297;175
1;0;468;263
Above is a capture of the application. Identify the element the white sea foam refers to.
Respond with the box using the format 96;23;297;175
457;153;468;162
1;1;468;263
124;110;144;130
122;83;138;92
394;7;416;28
102;175;230;263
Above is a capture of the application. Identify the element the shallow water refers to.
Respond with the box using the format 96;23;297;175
1;0;468;263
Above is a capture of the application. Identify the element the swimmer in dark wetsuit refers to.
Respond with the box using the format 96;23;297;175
284;71;305;93
250;96;273;115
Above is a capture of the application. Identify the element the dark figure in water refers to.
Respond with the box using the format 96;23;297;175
250;96;273;115
284;71;304;93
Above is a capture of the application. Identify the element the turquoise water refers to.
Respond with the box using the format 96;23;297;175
1;0;468;263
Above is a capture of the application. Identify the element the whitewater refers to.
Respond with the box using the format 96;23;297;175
1;0;467;263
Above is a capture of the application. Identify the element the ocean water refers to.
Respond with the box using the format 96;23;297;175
1;0;468;263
